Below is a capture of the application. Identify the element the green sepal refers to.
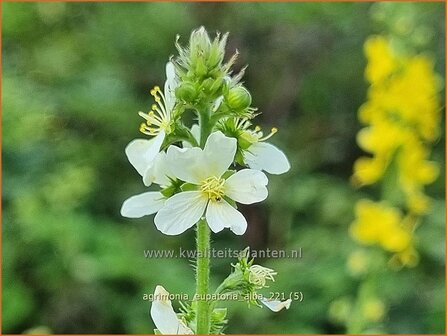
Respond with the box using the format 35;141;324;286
223;196;237;208
221;170;236;179
161;185;176;198
235;150;246;166
181;183;199;191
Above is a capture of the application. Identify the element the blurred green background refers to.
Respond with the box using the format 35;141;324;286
2;2;445;334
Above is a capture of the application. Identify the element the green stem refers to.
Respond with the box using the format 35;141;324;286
199;107;213;147
196;219;211;334
195;108;213;334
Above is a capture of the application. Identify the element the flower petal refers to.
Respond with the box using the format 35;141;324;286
225;169;268;204
164;62;178;112
212;96;224;112
191;124;200;143
143;151;173;187
150;285;193;334
121;192;165;218
260;298;292;312
203;131;237;178
154;191;207;235
206;200;247;235
166;146;208;184
182;124;200;149
244;142;291;175
125;132;165;176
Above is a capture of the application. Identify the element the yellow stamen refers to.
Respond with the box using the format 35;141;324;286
200;176;226;202
139;85;172;136
259;127;277;141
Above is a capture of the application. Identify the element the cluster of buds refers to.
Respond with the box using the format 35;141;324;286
174;27;253;116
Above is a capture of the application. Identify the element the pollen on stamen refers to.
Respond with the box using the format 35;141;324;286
259;127;278;141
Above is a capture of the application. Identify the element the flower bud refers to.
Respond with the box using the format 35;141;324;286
209;77;224;94
226;86;252;110
195;58;208;77
189;27;211;55
176;82;197;102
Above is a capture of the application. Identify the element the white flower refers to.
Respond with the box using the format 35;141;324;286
124;62;178;186
125;135;166;187
139;61;177;138
125;62;178;186
237;118;291;175
260;298;292;312
121;152;174;218
154;131;268;235
150;285;193;334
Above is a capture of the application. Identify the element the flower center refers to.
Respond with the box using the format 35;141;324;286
139;86;173;136
200;176;226;202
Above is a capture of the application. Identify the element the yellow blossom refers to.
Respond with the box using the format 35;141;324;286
353;36;440;214
352;157;387;186
364;36;397;84
350;200;412;253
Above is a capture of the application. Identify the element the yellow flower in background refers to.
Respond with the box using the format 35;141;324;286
352;157;387;186
353;35;441;215
350;200;412;253
364;36;397;84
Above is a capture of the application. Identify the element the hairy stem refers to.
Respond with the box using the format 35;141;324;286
195;108;213;334
196;219;211;334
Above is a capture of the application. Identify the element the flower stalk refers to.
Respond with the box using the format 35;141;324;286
195;218;211;334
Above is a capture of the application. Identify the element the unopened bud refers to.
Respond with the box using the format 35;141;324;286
176;82;197;102
226;86;252;110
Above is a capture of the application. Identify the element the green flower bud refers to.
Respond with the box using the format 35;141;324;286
201;78;214;92
226;86;252;110
189;27;211;56
195;58;208;77
209;77;224;95
207;35;227;69
176;82;197;102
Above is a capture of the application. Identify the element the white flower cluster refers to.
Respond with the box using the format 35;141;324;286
121;28;292;334
121;62;290;236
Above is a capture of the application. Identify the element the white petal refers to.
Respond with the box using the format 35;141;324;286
164;62;178;112
244;142;291;175
212;96;224;112
125;132;165;176
154;191;207;235
260;298;292;312
203;131;237;178
166;146;208;184
120;192;165;218
182;124;200;149
143;151;173;187
225;169;268;204
150;285;193;334
206;200;247;235
191;124;200;143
